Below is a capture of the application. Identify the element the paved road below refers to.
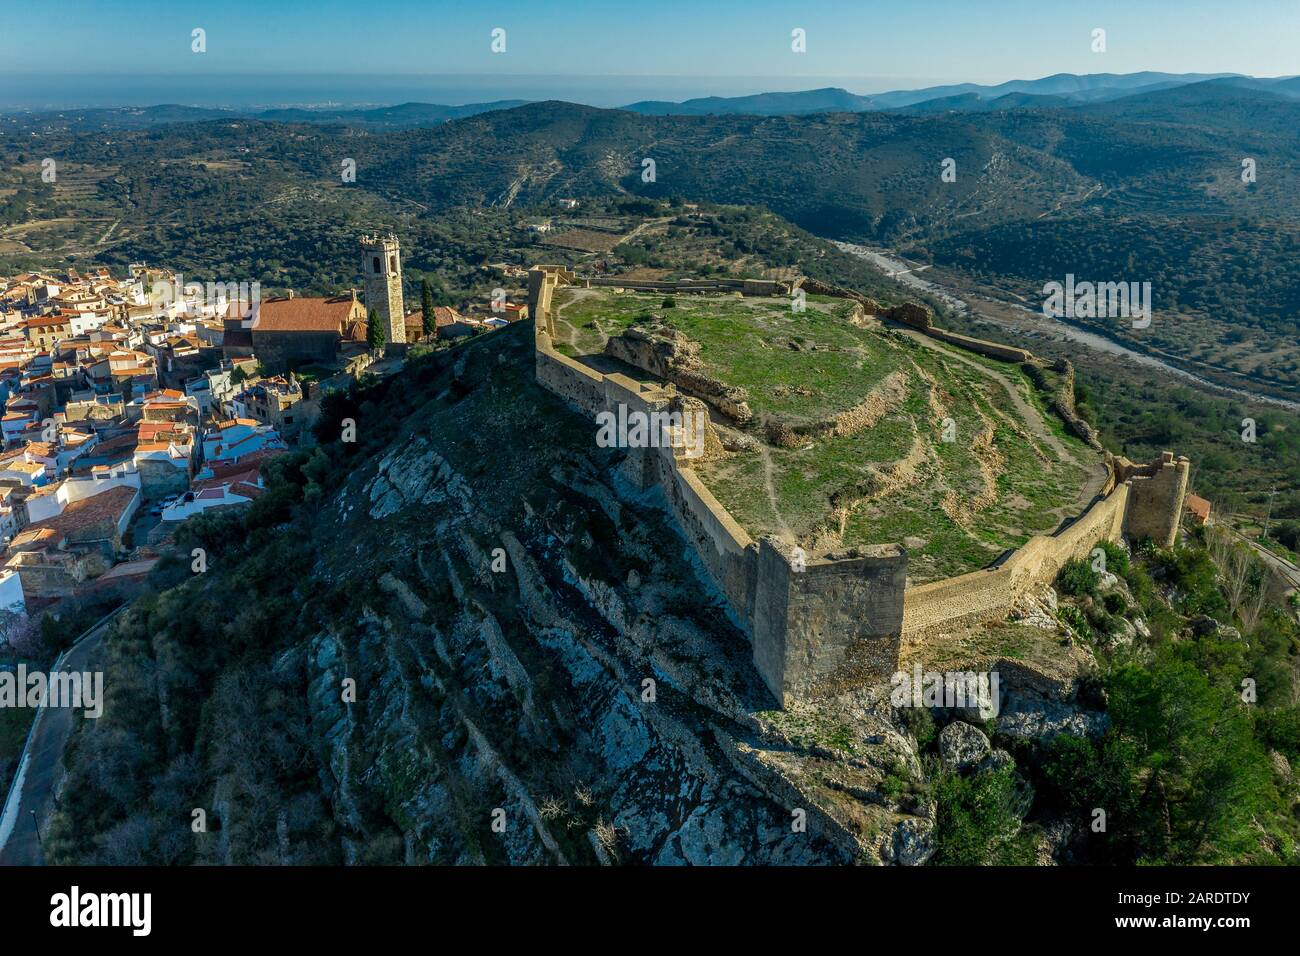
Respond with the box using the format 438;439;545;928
0;616;115;866
1223;524;1300;598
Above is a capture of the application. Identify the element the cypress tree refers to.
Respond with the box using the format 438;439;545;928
421;278;435;339
367;308;386;350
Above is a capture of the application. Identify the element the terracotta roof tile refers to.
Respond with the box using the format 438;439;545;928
253;295;359;333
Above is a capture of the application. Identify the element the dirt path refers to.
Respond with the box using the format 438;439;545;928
614;216;673;247
900;326;1109;512
757;446;794;544
550;286;600;342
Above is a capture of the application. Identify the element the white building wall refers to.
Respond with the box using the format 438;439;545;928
0;568;25;613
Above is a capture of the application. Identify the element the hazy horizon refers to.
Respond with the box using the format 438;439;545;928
1;68;1296;113
2;0;1297;110
0;72;954;111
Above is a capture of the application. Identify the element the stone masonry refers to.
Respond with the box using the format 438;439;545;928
362;234;406;346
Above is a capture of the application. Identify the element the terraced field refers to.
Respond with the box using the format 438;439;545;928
551;286;1107;583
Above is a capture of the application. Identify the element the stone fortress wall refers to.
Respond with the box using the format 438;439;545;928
528;266;1191;707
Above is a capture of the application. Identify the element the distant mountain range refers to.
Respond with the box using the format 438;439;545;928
5;72;1300;132
5;74;1300;398
623;72;1300;116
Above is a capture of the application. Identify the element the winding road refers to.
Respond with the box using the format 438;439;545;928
0;607;123;866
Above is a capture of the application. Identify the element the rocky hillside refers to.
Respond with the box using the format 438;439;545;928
43;321;1300;866
45;323;941;865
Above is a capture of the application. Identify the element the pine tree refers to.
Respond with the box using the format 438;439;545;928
421;278;435;339
367;308;386;350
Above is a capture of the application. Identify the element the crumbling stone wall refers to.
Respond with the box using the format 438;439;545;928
603;324;754;423
1024;359;1101;448
797;277;882;313
586;276;788;296
885;302;933;329
923;327;1033;364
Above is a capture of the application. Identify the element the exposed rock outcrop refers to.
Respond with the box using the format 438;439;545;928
603;323;754;424
293;323;937;864
939;721;991;773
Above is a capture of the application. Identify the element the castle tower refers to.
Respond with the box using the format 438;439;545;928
1124;452;1191;549
361;234;405;345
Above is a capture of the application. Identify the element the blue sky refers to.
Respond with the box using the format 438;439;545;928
1;0;1296;107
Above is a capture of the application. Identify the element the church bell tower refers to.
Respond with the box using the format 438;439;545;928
361;233;405;345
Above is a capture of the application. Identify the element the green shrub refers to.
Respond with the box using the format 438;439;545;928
1274;521;1300;552
1058;604;1092;640
932;765;1035;865
1155;545;1229;618
901;705;937;751
1133;536;1159;560
1097;539;1130;577
1057;558;1099;596
1256;707;1300;763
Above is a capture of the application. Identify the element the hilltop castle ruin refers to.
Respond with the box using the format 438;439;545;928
528;265;1190;707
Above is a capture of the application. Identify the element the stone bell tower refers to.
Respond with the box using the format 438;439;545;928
361;233;405;345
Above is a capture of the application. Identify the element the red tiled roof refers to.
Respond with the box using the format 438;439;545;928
24;485;137;539
231;481;264;499
93;558;159;582
202;448;280;481
404;306;464;330
88;433;137;456
8;526;65;554
253;295;359;333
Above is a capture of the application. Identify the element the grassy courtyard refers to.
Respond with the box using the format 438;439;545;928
550;286;1105;583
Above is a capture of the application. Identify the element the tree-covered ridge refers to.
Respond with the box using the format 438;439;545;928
920;215;1300;391
4;91;1297;395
